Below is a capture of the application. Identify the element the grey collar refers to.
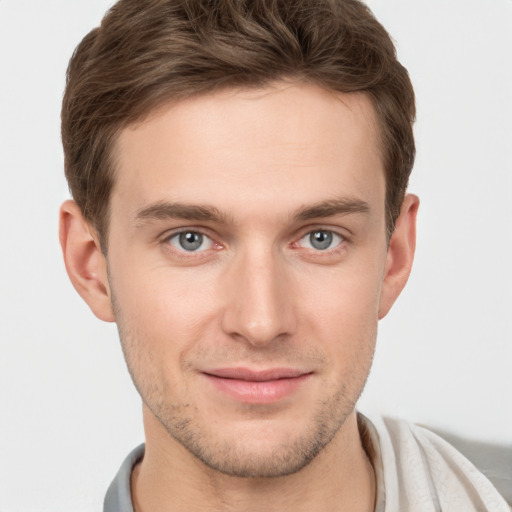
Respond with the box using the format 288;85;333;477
103;444;144;512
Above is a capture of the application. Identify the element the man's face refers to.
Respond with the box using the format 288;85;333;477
106;82;390;477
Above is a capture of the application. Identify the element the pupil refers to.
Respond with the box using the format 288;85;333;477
179;232;202;251
310;231;332;250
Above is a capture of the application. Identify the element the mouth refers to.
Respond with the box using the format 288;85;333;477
201;367;313;404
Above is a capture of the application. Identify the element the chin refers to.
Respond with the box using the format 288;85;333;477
154;392;356;478
177;429;330;478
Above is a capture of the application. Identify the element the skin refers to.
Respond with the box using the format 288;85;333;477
60;81;418;511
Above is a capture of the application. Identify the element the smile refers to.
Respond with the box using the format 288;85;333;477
202;368;313;404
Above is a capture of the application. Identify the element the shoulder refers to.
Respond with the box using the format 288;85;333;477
358;414;510;512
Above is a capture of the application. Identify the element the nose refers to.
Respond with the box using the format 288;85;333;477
221;246;297;347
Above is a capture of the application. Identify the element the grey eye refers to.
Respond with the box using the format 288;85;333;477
169;231;213;252
309;231;333;250
298;230;343;251
179;232;203;251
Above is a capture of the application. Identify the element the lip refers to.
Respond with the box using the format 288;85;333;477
202;367;312;404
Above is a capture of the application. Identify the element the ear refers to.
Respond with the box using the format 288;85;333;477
59;200;115;322
378;194;419;319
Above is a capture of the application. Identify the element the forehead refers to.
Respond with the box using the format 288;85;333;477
111;82;385;221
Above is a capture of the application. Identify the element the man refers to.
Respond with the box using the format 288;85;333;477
58;0;508;510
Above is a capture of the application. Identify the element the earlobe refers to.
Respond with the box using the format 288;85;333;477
59;200;115;322
378;194;419;319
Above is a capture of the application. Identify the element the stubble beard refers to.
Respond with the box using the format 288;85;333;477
125;348;372;478
147;382;359;479
112;298;375;479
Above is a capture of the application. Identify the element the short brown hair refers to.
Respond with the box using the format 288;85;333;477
62;0;415;249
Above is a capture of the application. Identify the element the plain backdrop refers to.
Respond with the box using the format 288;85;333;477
1;0;511;510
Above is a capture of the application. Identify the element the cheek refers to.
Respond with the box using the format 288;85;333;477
296;260;384;331
109;267;224;408
293;259;383;373
109;260;221;365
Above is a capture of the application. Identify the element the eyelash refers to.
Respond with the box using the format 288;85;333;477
160;227;348;258
161;228;222;260
295;229;345;252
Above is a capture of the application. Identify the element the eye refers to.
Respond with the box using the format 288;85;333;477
168;231;214;252
298;230;343;251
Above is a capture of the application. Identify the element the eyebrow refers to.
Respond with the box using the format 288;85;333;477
135;202;230;225
134;197;370;226
292;198;370;222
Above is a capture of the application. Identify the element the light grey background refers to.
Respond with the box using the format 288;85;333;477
1;1;511;510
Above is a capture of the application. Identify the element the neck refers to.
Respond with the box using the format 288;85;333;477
131;409;376;512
